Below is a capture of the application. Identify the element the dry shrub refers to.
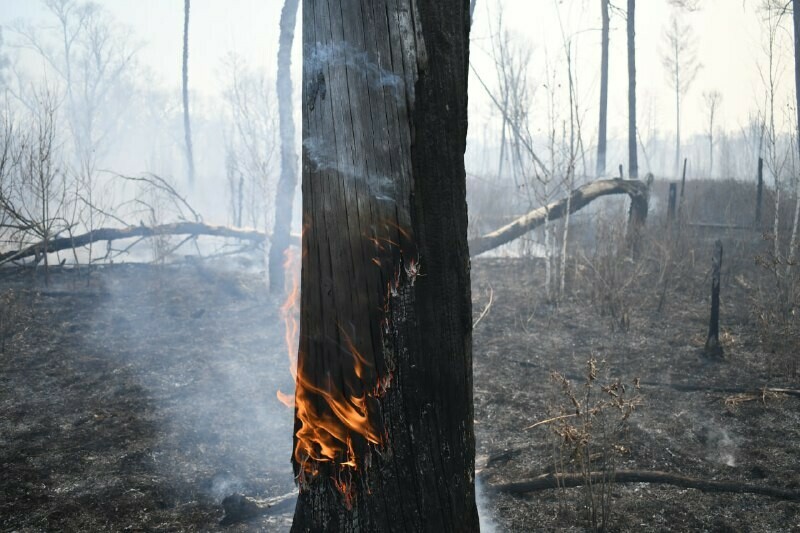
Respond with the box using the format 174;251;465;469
546;358;642;532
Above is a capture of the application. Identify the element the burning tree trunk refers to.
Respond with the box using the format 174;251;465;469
290;1;477;531
269;0;300;294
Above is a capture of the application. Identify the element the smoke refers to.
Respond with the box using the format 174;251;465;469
303;136;398;204
304;41;405;99
476;476;499;533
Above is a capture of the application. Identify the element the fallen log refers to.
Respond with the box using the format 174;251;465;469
491;470;800;502
469;178;649;256
0;222;301;264
220;491;298;525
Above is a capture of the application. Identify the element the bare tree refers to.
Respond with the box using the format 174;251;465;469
662;14;701;177
182;0;195;186
627;0;638;179
703;90;722;177
597;0;610;177
269;0;300;294
220;54;278;233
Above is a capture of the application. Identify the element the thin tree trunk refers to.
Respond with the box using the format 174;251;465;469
269;0;301;294
627;0;638;179
756;157;764;227
789;0;800;277
596;0;609;177
182;0;195;186
290;1;477;531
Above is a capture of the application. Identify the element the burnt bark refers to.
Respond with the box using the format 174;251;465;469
596;0;610;177
182;0;195;186
704;239;724;358
291;1;477;531
269;0;301;294
667;183;677;223
626;0;638;179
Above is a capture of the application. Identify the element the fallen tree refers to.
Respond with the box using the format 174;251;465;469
491;470;800;502
0;222;300;264
2;178;647;265
469;178;649;256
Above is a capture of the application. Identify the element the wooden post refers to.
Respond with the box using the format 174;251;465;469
667;183;677;224
755;157;764;227
704;240;724;358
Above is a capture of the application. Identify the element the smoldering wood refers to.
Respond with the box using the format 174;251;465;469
0;222;300;264
469;178;649;256
491;470;800;502
704;239;724;358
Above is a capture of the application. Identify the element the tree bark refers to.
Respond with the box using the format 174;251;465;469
269;0;301;294
627;0;638;179
596;0;610;177
182;0;195;186
290;1;478;531
469;178;648;257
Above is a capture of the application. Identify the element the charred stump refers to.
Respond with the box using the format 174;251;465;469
626;172;652;258
667;183;677;224
704;240;724;358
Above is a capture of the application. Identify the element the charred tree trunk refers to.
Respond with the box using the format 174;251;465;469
182;0;195;186
269;0;301;294
626;0;638;179
596;0;610;177
756;157;764;227
291;1;477;531
667;183;677;223
705;240;724;358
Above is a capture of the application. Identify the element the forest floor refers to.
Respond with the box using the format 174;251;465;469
0;232;799;532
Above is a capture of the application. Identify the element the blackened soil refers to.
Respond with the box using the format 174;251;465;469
1;247;798;531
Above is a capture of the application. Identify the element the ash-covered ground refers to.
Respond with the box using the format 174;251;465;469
1;245;798;531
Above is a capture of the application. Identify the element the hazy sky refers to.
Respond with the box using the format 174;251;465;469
0;0;795;160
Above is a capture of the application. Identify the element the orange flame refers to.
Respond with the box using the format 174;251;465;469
277;248;300;408
277;221;413;501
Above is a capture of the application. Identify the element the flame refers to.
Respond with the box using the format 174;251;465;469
277;248;300;408
277;221;414;501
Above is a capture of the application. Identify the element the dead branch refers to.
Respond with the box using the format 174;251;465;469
0;222;301;264
491;470;800;502
469;178;649;256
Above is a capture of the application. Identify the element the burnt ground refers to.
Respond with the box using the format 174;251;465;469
1;232;799;532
